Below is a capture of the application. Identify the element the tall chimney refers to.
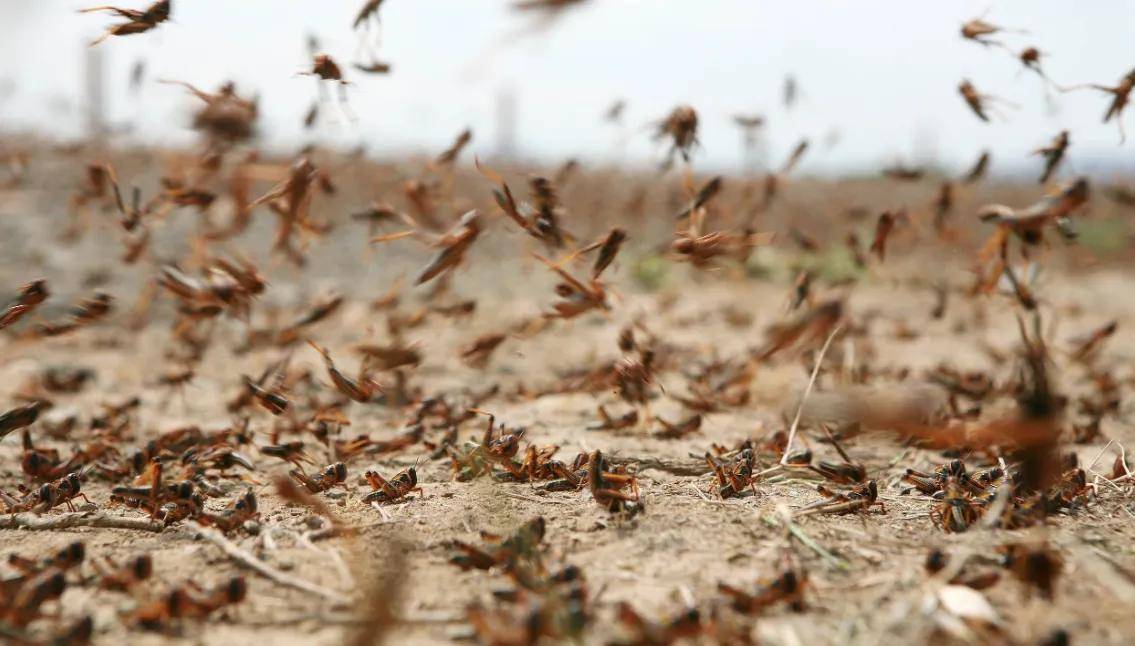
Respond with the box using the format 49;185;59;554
494;85;517;160
84;44;106;141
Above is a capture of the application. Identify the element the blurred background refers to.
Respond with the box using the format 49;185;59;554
1;0;1133;176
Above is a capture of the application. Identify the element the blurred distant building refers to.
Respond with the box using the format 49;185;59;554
494;85;517;160
84;45;106;140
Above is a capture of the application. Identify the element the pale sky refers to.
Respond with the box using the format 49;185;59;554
1;1;1133;175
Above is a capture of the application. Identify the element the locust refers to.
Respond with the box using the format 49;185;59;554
81;0;171;46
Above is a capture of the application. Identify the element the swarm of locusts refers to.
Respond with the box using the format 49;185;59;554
1;3;1134;644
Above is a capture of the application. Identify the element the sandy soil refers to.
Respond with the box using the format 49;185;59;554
1;144;1134;645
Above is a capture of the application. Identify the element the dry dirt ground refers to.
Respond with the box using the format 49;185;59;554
1;145;1135;645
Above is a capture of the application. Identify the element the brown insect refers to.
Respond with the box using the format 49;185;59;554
112;471;202;523
23;366;94;399
580;228;628;280
654;414;702;440
533;251;610;319
435;128;473;166
927;477;983;532
128;58;146;92
157;365;195;391
718;553;808;614
197;489;259;533
1018;47;1058;87
132;588;191;630
0;148;28;189
977;177;1088;249
34;292;114;338
291;462;348;494
1103;183;1135;207
353;0;387;30
869;209;897;262
553;158;580;186
447;516;546;571
244;374;290;415
236;360;290;416
603;98;626;123
616;602;704;645
7;541;86;577
431;299;476;319
81;0;171;46
798;479;883;516
259;441;315;471
309;340;383;403
78;292;115;322
1034;130;1069;184
614;349;655;416
303;53;350;86
505;445;565;483
459;409;526;479
363;466;421;504
93;554;153;592
1000;542;1063;599
372;210;483;285
705;448;757;498
368;425;427;456
302;100;320;129
672;206;772;268
588;450;641;514
20;433;85;484
121;225;151;264
882;162;924;182
0;401;47;442
164;79;259;144
962;150;991;184
1066;68;1135;142
805;429;868;484
2;566;66;628
528;176;574;249
754;299;842;361
844;232;866;268
779;139;810;175
959;16;1020;49
924;549;1001;590
47;616;95;645
1069;320;1118;362
354;341;422;371
2;472;91;513
926;368;995;406
461;332;507;368
1;279;49;331
587;404;638;431
133;576;247;630
513;0;589;12
904;459;1001;496
958;79;1010;122
156;183;217;218
675;175;723;221
247;157;330;266
540;453;590;492
352;203;413;235
65;163;113;236
655;105;699;168
933;181;955;232
273;293;344;346
353;60;392;75
783;74;798;108
398;178;443;230
187;445;256;475
733;113;766;140
476;159;573;250
1109;454;1131;481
